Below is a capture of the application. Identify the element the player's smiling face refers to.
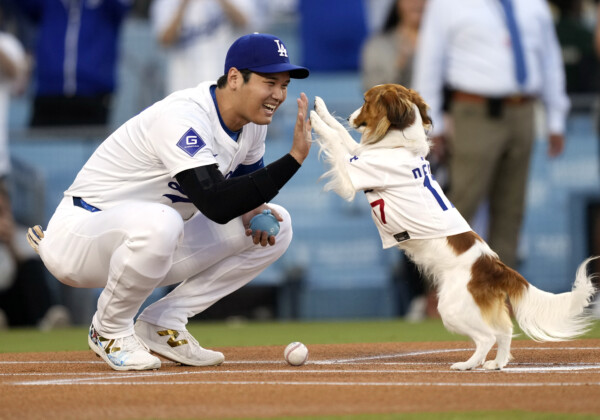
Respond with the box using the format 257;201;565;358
239;72;289;125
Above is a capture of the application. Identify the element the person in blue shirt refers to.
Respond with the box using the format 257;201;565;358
14;0;132;126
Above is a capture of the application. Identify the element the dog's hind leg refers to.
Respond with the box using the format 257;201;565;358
450;332;496;371
439;296;497;370
482;332;513;370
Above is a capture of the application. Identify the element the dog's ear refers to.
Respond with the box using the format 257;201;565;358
408;88;432;129
384;87;417;130
368;86;416;142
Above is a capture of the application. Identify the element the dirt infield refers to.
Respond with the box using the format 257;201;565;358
1;339;600;419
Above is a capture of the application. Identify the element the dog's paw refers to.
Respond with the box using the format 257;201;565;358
314;96;326;112
309;110;332;137
450;361;476;371
482;360;503;370
314;96;346;130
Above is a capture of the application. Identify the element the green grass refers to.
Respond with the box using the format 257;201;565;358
234;414;600;420
233;414;600;420
1;318;599;353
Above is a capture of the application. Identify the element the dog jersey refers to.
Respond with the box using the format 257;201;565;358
65;81;267;220
345;147;471;248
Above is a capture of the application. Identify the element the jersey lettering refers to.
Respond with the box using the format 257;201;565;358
163;181;192;203
370;198;386;224
412;161;452;211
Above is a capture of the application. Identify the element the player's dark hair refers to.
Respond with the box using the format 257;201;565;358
216;69;253;88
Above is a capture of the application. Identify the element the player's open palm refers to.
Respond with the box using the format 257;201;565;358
289;92;311;164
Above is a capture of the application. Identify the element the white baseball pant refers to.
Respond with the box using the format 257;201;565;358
39;197;292;338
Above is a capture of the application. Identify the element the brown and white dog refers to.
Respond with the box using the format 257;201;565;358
310;84;596;370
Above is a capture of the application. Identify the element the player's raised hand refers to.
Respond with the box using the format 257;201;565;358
289;92;311;164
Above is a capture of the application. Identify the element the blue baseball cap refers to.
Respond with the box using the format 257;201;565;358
224;33;309;79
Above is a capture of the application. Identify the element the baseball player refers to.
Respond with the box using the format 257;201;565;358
26;33;311;371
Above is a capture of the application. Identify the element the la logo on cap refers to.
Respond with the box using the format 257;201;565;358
274;39;288;57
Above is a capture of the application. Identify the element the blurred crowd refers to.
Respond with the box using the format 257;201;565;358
0;0;598;328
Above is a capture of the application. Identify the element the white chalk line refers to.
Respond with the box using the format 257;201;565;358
12;379;600;387
3;346;600;387
2;346;597;366
326;347;600;364
3;365;600;379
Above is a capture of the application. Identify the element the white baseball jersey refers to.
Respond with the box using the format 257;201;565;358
0;32;26;177
151;0;264;93
345;147;471;249
66;81;267;220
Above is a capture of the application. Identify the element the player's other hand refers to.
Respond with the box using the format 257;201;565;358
289;92;312;165
242;204;283;247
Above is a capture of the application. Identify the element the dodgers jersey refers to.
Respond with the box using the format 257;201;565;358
346;147;471;249
66;81;267;220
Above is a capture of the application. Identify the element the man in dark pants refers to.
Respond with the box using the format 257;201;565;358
413;0;569;269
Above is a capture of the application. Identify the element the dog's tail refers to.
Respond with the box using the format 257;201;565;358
509;257;597;342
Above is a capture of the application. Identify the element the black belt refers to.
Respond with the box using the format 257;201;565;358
73;197;101;212
452;91;534;105
452;91;534;118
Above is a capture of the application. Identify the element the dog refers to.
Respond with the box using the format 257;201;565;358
310;83;597;370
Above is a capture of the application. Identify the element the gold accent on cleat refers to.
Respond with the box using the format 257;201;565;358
99;337;121;354
157;329;188;347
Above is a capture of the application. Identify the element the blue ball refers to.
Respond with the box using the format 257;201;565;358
249;209;280;236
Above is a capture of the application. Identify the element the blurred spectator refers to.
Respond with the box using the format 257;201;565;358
360;0;434;321
551;0;598;95
413;0;569;270
150;0;264;94
0;4;27;180
299;0;367;71
360;0;425;91
14;0;133;127
0;183;70;329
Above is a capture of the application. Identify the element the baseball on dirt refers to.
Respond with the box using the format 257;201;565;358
284;341;309;366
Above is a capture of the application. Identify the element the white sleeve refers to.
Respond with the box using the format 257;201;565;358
412;0;449;136
147;108;218;177
537;0;570;134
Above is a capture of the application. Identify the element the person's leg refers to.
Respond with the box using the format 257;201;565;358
39;199;184;337
486;103;535;268
135;203;292;366
138;204;293;329
447;101;509;223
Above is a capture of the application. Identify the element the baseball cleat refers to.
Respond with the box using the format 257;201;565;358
88;323;161;371
26;225;44;253
135;320;225;366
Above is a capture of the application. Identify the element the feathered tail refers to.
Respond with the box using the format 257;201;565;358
510;257;597;341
